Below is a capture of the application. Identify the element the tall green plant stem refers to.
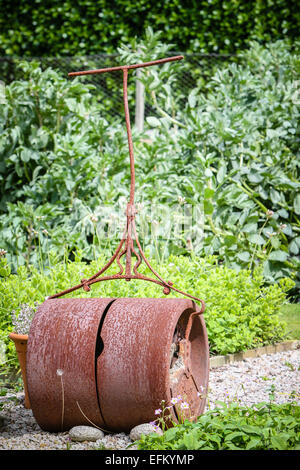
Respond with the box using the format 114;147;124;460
234;180;269;214
249;217;269;272
149;87;187;129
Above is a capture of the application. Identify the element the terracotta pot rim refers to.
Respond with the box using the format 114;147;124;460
9;332;29;341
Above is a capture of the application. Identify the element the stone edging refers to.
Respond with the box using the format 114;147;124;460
209;340;300;368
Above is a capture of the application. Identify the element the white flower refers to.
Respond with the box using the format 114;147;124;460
11;303;38;335
171;397;178;405
180;401;190;410
56;369;64;376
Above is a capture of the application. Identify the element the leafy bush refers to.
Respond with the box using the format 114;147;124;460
0;0;299;56
0;36;299;291
0;37;300;283
0;252;293;372
137;400;300;450
0;61;130;268
120;34;300;288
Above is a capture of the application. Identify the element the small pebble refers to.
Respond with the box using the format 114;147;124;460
129;423;163;442
69;425;104;442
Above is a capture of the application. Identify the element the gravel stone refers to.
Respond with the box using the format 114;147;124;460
94;432;136;450
206;349;300;410
69;425;105;442
129;423;163;441
0;412;9;428
0;349;299;450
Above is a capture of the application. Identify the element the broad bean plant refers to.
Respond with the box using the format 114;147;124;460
0;31;299;294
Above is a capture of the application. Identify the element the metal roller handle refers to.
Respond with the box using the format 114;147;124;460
68;56;184;77
48;55;206;309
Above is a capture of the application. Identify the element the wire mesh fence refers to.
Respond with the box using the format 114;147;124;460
0;53;240;125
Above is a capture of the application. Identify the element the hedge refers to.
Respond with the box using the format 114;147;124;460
0;0;300;56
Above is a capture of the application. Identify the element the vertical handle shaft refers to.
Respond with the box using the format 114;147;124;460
122;68;135;205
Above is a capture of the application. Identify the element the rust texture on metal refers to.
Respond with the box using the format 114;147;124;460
26;297;209;432
97;298;209;432
48;55;205;309
26;298;115;431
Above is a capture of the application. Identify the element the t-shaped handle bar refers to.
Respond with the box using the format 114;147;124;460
68;55;184;77
68;55;184;205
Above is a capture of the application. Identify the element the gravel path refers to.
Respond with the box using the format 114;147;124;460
0;349;299;451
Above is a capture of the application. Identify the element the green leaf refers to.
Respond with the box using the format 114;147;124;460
204;168;213;177
146;116;161;127
247;172;263;183
248;234;265;245
163;427;178;441
188;89;197;108
268;250;288;262
182;430;201;450
242;222;258;233
270;188;281;204
20;148;31;162
246;438;261;450
289;240;299;255
270;236;281;249
204;187;215;199
270;435;288;450
294;194;300;215
217;165;227;184
277;208;289;219
224;431;246;441
204;200;214;214
239;425;262;435
237;251;250;262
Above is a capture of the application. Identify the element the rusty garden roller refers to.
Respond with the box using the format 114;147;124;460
26;55;209;432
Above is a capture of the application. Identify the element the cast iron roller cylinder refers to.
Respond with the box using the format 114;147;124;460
26;297;209;432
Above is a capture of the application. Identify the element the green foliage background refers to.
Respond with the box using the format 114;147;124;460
0;0;300;56
0;34;299;292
